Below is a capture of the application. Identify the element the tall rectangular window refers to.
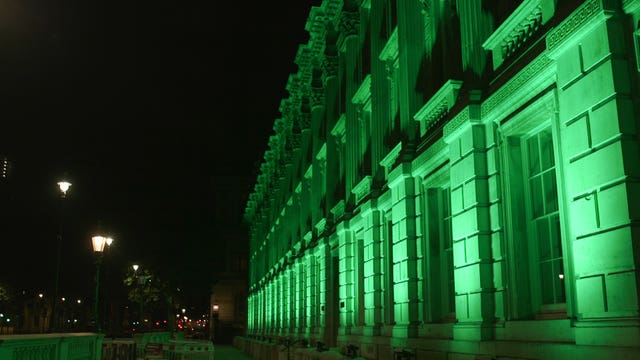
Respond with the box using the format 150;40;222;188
423;186;455;322
503;118;567;318
441;187;455;316
524;128;565;307
384;213;395;325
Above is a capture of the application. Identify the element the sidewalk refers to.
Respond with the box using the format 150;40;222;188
214;345;255;360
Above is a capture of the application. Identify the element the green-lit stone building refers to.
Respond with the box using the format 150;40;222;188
241;0;640;358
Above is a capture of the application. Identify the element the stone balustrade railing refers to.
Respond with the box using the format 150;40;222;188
0;332;104;360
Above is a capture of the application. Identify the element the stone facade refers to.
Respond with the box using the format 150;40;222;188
243;0;640;359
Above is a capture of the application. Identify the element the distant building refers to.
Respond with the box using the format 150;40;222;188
243;0;640;359
209;176;249;343
210;247;248;344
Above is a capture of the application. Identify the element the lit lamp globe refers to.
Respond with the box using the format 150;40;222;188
57;181;72;197
91;236;114;253
91;236;107;253
132;264;139;272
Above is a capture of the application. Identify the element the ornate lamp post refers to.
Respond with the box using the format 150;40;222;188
52;180;71;332
91;235;113;332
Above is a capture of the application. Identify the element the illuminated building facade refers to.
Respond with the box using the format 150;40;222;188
243;0;640;358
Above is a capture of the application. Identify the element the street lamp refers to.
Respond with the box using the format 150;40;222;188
92;235;113;332
52;179;72;332
57;181;72;198
132;264;144;329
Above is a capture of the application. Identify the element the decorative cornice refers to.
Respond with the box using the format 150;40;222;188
315;142;327;161
351;175;372;205
305;6;327;38
304;164;313;180
443;107;470;140
380;141;403;178
483;0;555;69
624;0;640;13
546;0;611;52
330;113;347;139
414;79;463;137
481;52;553;119
379;27;399;63
411;138;448;177
330;199;346;220
315;218;327;236
352;74;372;105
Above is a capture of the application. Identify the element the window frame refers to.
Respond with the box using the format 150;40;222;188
498;89;574;320
420;163;456;323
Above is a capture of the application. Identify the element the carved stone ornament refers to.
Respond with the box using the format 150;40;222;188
339;10;360;38
322;55;338;80
311;86;325;108
299;112;311;130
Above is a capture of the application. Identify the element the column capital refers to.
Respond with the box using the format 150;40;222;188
337;10;360;51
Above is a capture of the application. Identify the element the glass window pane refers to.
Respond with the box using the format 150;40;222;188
445;249;455;313
527;135;540;175
540;128;555;171
550;214;562;258
544;170;558;214
540;262;554;305
553;260;566;304
530;176;543;218
443;188;451;216
443;218;452;249
536;217;550;260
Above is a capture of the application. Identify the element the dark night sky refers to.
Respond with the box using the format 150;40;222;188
0;0;320;307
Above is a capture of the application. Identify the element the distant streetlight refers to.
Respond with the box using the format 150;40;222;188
132;264;144;328
53;179;72;332
91;235;113;332
57;181;72;197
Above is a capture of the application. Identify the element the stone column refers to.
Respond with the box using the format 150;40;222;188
361;200;384;336
296;258;306;336
444;102;496;341
305;253;317;339
337;221;355;335
282;268;289;337
265;281;272;336
315;240;329;343
338;8;361;201
388;164;421;338
547;0;640;346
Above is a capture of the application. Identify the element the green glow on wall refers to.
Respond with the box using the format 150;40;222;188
242;0;640;358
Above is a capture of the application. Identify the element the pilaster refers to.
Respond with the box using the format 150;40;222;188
360;199;384;336
314;239;330;344
548;0;640;347
388;163;421;338
337;221;355;335
444;102;497;341
339;8;362;204
296;258;306;336
305;252;317;338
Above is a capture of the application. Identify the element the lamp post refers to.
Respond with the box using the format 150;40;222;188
132;264;144;330
91;235;113;332
52;180;71;332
